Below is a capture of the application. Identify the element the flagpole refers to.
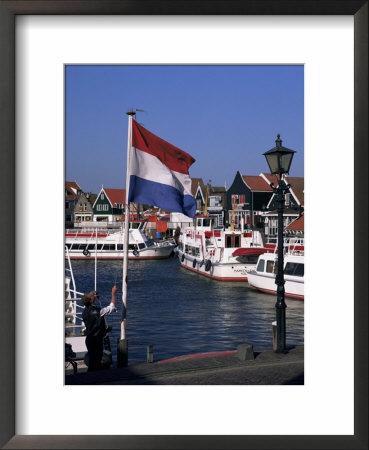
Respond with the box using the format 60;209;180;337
117;110;134;367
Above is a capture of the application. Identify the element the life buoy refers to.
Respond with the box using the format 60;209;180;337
205;259;212;272
181;254;185;262
192;259;197;268
83;249;90;257
133;250;139;257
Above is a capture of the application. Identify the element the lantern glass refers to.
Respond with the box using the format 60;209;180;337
264;149;295;175
279;151;294;173
264;152;280;174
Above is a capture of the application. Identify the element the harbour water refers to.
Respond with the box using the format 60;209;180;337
70;257;304;365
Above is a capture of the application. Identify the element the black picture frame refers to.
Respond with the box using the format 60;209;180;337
0;1;367;449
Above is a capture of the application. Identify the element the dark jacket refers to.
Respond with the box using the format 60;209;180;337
82;305;106;338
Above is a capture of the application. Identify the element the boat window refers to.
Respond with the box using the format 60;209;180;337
195;248;200;257
285;262;304;277
203;218;211;227
256;258;265;272
87;244;95;250
266;260;277;274
146;239;153;246
79;244;87;250
238;255;259;264
103;244;115;250
71;244;79;250
234;236;240;248
128;244;135;250
65;243;71;249
138;243;145;249
117;244;123;250
226;236;232;248
185;245;189;253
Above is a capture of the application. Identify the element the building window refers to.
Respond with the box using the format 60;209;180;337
101;193;105;200
285;193;290;206
209;196;222;207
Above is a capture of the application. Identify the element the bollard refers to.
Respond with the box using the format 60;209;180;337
272;321;277;351
237;343;254;361
147;345;154;363
117;338;128;367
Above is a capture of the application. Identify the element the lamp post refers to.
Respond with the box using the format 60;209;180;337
263;134;295;353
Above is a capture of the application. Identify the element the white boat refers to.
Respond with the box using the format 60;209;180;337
65;246;114;373
65;246;88;367
65;224;176;260
177;215;266;281
247;244;304;300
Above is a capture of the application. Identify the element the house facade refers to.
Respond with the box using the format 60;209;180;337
260;174;304;237
226;172;273;229
191;178;206;213
65;181;82;228
206;185;227;228
73;192;97;224
92;188;126;222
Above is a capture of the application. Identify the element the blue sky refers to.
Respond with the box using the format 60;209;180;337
66;65;304;194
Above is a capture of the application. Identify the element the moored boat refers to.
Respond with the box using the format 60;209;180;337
247;248;304;300
65;224;176;260
177;216;266;281
65;246;88;365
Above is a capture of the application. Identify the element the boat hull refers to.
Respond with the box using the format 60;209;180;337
178;251;252;282
66;247;175;260
247;271;304;300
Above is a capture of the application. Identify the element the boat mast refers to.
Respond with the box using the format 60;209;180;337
204;183;209;216
230;195;236;231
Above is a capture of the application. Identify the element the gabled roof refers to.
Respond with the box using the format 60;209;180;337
286;177;304;206
85;193;98;206
242;175;273;192
104;188;126;206
261;173;304;206
65;181;82;196
286;215;304;231
260;173;280;186
191;178;205;196
209;186;226;194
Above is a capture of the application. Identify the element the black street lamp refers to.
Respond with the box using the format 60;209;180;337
263;134;295;353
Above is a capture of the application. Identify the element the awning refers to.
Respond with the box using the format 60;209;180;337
232;248;267;257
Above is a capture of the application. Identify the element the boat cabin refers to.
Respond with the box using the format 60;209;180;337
193;215;215;230
255;253;304;278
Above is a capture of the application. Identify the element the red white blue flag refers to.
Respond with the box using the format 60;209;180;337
128;120;197;218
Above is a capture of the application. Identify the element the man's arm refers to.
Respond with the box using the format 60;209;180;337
100;285;117;316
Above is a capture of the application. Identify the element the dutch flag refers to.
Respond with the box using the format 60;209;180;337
128;120;197;218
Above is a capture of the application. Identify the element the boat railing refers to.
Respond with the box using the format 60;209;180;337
265;237;304;255
66;227;123;237
65;245;85;329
